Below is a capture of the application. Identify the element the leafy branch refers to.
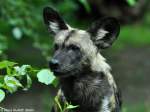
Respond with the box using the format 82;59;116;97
0;60;78;112
0;60;57;103
55;96;79;112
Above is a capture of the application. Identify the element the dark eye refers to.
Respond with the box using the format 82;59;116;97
54;44;59;50
68;44;80;50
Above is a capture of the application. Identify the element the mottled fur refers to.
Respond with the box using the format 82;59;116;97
43;7;122;112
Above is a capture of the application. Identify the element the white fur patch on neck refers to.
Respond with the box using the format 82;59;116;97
91;53;111;74
96;29;109;40
101;96;111;112
49;21;59;33
90;53;116;89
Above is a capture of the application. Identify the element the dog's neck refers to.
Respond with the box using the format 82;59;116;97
59;71;113;112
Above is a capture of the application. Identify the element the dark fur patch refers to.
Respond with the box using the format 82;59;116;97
59;71;112;112
63;30;76;47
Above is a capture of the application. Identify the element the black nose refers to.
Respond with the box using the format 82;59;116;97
49;59;59;71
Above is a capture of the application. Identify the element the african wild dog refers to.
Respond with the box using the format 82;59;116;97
43;7;122;112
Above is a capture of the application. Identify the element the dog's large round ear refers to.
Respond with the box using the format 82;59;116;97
43;7;68;35
87;17;120;49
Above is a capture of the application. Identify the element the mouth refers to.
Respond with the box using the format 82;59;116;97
54;72;71;78
53;70;64;75
52;68;75;78
52;69;68;77
50;65;79;77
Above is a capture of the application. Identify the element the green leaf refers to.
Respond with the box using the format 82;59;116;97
23;75;32;91
37;69;56;85
27;75;32;87
55;96;63;112
0;89;5;102
12;27;23;40
14;65;31;76
52;78;59;87
0;76;4;83
4;76;22;93
127;0;137;6
0;83;3;88
66;104;79;109
0;60;17;69
20;65;31;75
0;76;4;88
4;76;22;87
78;0;91;12
13;66;20;76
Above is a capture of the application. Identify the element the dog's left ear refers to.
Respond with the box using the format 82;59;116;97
43;7;68;35
87;17;120;49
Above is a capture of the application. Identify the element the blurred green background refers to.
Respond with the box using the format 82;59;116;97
0;0;150;112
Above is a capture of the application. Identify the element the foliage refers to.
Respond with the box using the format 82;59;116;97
0;60;78;112
37;69;56;86
0;60;56;103
55;96;79;112
126;0;137;6
0;0;50;58
0;89;5;102
0;0;90;59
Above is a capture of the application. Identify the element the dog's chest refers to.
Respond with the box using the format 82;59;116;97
60;73;110;111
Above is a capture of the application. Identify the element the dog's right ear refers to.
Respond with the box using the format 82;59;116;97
43;7;68;35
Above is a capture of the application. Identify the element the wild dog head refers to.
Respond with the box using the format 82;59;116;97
43;7;120;77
